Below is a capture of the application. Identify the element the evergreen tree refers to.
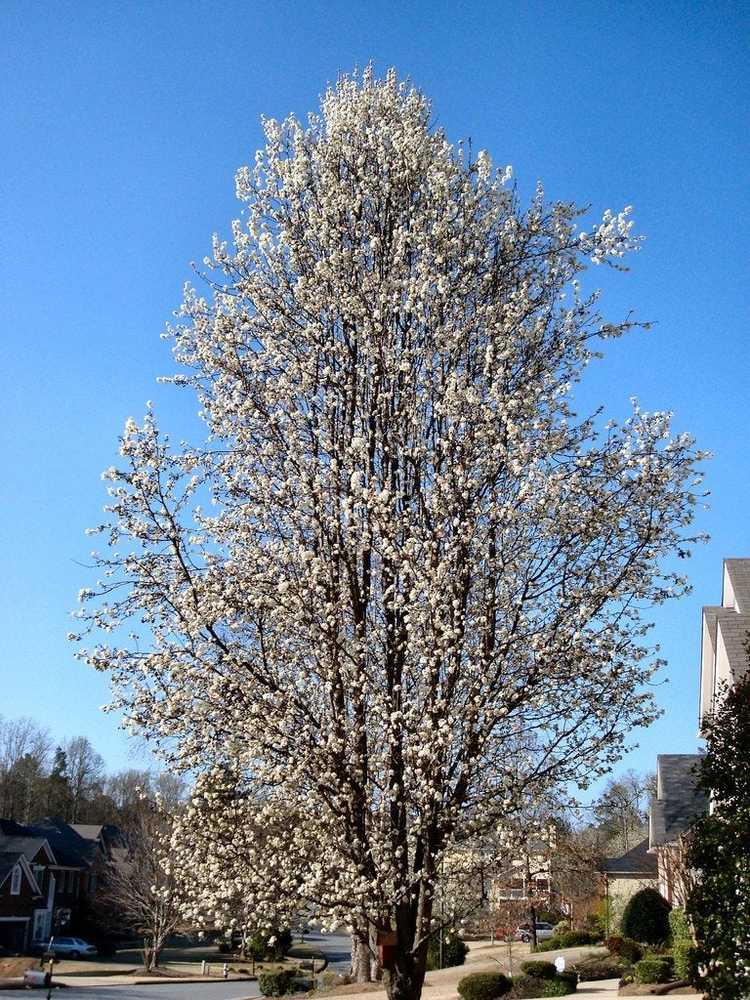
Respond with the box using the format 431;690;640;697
687;668;750;999
45;747;73;818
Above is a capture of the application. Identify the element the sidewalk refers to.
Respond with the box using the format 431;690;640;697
53;973;255;986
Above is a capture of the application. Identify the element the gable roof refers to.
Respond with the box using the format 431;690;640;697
25;818;101;868
0;852;42;894
0;820;57;866
600;837;658;877
649;754;708;848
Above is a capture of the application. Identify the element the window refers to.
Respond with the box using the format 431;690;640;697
10;865;22;895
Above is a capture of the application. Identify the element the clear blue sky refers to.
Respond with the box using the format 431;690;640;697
1;1;748;781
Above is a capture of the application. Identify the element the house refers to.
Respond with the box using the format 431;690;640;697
0;825;57;951
699;558;750;728
648;754;708;904
0;852;46;952
0;817;122;952
599;836;658;928
643;558;750;905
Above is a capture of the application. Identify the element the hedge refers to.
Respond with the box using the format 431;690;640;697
571;955;626;981
258;969;297;996
604;935;642;963
634;956;674;984
519;960;557;980
457;972;512;1000
534;929;599;952
426;933;468;970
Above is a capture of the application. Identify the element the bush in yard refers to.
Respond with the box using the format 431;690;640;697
426;933;468;970
510;975;544;999
520;960;557;980
666;907;694;981
620;888;671;945
258;969;297;996
534;929;598;952
605;935;642;963
583;912;606;938
556;971;578;991
672;941;697;981
634;956;674;984
553;922;571;937
571;955;626;981
511;970;576;998
457;972;512;1000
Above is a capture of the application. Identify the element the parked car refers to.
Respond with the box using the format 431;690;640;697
515;921;555;943
34;937;99;959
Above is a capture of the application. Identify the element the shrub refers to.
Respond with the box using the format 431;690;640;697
571;955;625;981
672;940;696;981
510;975;543;999
634;956;674;984
534;929;598;952
557;970;578;991
258;969;297;996
457;971;512;1000
583;912;606;938
553;922;571;937
621;888;671;945
538;978;576;997
604;935;642;962
511;971;576;998
520;960;557;980
426;933;469;970
668;907;690;944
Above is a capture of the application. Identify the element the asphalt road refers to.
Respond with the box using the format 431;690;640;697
294;931;351;972
0;983;261;1000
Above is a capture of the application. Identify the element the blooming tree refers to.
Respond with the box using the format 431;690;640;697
74;68;705;1000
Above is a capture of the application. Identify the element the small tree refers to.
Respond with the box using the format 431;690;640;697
687;670;750;1000
97;795;182;972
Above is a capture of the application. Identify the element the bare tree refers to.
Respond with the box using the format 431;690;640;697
97;797;182;972
64;737;105;823
593;770;655;854
0;716;51;820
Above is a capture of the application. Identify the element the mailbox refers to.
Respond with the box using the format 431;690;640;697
23;970;51;987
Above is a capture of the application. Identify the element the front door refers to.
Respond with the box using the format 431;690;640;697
32;909;50;942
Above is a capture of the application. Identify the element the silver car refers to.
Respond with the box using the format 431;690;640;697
515;922;555;943
36;937;98;959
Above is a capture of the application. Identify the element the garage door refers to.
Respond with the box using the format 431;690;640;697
0;920;28;953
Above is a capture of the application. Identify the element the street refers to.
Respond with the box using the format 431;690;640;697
0;984;260;1000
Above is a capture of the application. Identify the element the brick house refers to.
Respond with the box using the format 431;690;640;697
0;852;46;952
0;818;120;952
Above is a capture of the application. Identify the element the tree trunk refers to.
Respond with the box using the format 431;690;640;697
529;902;538;950
383;908;428;1000
384;950;427;1000
351;928;371;983
369;923;382;981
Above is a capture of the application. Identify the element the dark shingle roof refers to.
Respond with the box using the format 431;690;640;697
600;837;658;876
25;818;100;868
0;851;23;880
0;820;53;864
649;754;709;848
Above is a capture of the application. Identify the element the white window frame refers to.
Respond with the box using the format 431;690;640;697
10;865;22;895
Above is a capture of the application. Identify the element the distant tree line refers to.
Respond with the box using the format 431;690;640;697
0;714;184;826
